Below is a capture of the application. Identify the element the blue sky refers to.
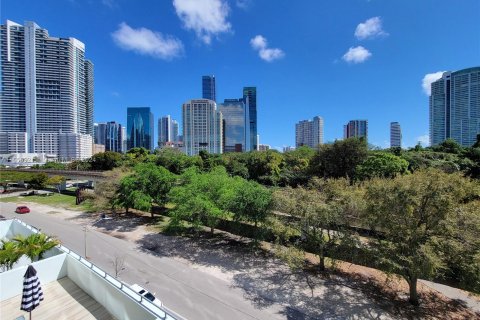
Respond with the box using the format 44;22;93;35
3;0;479;149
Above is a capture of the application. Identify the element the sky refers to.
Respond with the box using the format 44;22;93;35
2;0;480;149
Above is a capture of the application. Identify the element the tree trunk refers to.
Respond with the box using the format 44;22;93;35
318;247;325;271
210;226;214;235
408;276;419;306
125;206;129;214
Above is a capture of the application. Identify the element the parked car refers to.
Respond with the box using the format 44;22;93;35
130;284;162;308
15;206;30;214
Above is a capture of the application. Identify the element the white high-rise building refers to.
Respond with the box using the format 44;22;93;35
0;20;94;159
295;116;324;148
430;67;480;147
182;99;222;156
390;122;401;148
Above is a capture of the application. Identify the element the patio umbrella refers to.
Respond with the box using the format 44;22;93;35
21;265;44;320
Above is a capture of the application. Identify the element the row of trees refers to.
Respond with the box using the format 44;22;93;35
43;135;480;187
0;233;60;271
91;160;480;306
0;171;66;192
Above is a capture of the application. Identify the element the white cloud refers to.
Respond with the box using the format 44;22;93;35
112;23;184;60
102;0;116;9
236;0;251;9
355;17;388;40
173;0;231;44
250;35;285;62
422;71;445;95
342;46;371;64
416;134;430;147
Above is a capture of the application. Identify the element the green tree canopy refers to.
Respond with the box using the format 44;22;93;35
363;169;480;305
356;152;409;180
90;151;124;170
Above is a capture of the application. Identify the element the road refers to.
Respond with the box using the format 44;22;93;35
1;203;285;320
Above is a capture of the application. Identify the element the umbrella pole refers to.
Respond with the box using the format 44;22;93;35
30;310;32;320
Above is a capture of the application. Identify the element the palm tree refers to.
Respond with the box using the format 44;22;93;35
0;240;23;271
13;233;60;262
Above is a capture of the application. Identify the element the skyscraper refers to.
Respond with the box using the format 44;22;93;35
94;123;107;145
219;98;247;152
295;116;324;148
243;87;257;151
0;20;93;159
182;99;222;156
390;122;402;148
202;75;216;101
344;120;368;140
158;116;180;147
127;107;154;151
430;67;480;147
105;121;123;153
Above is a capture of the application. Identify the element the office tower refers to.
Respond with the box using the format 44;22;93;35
344;120;368;140
295;116;324;148
390;122;402;148
430;67;480;147
219;98;247;152
171;120;179;143
127;107;154;151
182;99;222;156
94;123;107;145
258;144;270;151
105;121;123;152
283;146;295;152
121;126;127;152
158;116;180;147
0;20;94;158
202;75;216;101
158;115;172;147
243;87;257;151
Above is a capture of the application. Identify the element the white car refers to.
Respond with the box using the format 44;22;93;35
130;284;162;308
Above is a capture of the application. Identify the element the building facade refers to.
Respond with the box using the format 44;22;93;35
430;67;480;147
158;115;179;148
295;116;324;148
243;87;257;151
0;20;93;159
94;123;107;145
202;75;216;101
344;120;368;140
390;122;401;148
127;107;154;151
182;99;222;156
219;98;247;152
105;121;123;153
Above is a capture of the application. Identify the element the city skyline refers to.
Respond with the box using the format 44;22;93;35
2;1;479;150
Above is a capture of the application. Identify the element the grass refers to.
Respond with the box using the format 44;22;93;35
0;193;78;209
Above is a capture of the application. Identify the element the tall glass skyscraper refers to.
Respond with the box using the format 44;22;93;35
219;99;246;152
202;75;216;102
295;116;324;148
0;20;93;158
390;122;401;148
243;87;257;151
127;107;154;151
430;67;480;147
344;120;368;141
158;115;179;147
183;99;222;156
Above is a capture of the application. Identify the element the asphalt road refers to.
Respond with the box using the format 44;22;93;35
1;203;286;320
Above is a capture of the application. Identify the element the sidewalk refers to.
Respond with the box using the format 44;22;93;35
420;279;480;313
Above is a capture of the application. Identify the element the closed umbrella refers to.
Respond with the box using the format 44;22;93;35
21;265;44;319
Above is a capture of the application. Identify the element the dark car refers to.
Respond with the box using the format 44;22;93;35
15;206;30;214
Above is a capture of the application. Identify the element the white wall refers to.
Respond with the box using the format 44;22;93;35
0;253;67;301
66;255;156;320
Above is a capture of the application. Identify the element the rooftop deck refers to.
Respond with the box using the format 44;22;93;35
1;277;115;320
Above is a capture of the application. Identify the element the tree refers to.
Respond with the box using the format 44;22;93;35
0;241;23;271
92;167;130;213
226;179;272;232
28;172;49;189
275;179;360;271
116;163;176;216
47;175;65;193
155;148;202;174
90;151;123;170
42;161;67;170
356;152;409;180
168;167;231;234
433;138;464;154
280;146;315;186
244;150;284;185
310;138;368;179
363;169;480;305
13;233;60;262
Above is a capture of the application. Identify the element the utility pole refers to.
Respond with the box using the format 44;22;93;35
83;225;88;258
